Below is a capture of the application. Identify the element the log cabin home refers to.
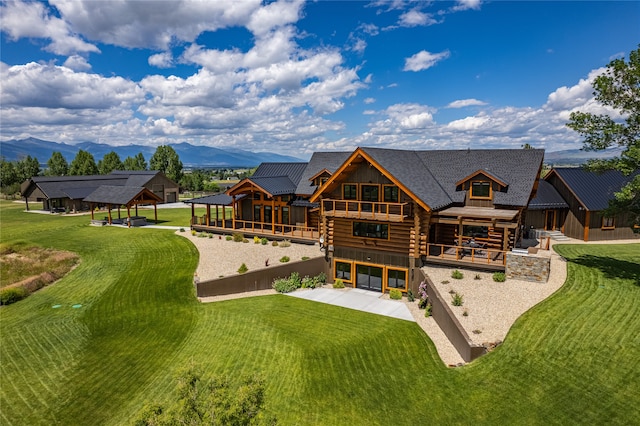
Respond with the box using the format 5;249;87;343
541;167;639;242
308;147;545;293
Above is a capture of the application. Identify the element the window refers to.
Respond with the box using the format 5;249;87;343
253;193;261;200
343;184;357;200
264;205;272;223
335;261;352;281
353;222;388;239
281;207;289;225
387;269;407;290
254;205;261;222
602;216;615;229
361;185;379;202
280;195;290;202
383;185;399;203
471;181;491;199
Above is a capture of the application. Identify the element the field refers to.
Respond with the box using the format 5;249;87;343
1;200;639;425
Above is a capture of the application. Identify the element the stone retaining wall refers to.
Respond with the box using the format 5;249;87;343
505;253;550;282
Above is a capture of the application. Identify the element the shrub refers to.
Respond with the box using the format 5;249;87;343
451;270;464;279
279;239;291;248
279;256;290;263
191;230;197;236
179;228;185;232
333;279;345;288
0;287;30;305
474;273;481;280
418;281;428;308
493;272;506;282
272;241;279;247
225;235;233;241
301;276;314;289
463;309;469;317
242;238;249;243
290;272;302;288
452;292;464;306
260;237;268;245
238;263;248;274
441;280;450;284
232;232;244;242
389;289;402;300
254;236;261;244
273;278;297;293
316;272;326;285
424;303;432;317
208;233;213;238
301;256;310;260
407;289;415;302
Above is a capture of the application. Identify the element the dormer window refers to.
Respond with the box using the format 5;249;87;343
471;181;491;199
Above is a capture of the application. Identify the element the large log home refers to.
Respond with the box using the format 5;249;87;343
309;147;544;293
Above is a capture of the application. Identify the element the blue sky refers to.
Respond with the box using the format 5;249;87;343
1;0;638;159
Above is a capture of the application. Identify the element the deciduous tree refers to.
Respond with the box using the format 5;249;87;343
16;155;40;181
69;149;98;176
46;151;69;176
98;151;124;175
150;145;183;183
567;46;640;227
123;152;147;171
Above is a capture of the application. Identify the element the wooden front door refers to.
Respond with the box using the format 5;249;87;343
545;210;557;231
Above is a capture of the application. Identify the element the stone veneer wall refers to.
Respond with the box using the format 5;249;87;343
505;253;550;282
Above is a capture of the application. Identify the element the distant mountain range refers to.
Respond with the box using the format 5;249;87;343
0;137;304;167
0;137;624;168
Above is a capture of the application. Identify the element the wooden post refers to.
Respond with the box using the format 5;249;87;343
584;211;590;241
154;203;157;222
24;196;29;211
90;204;94;220
458;217;463;246
190;203;195;226
127;206;131;228
107;204;112;225
206;204;210;226
232;196;236;229
272;198;276;234
413;202;420;259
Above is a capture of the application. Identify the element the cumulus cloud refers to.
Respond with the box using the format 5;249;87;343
1;0;99;55
148;52;174;68
63;55;91;71
446;99;487;108
404;50;450;72
364;97;376;104
452;0;482;12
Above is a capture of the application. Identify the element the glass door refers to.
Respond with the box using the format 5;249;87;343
356;264;383;292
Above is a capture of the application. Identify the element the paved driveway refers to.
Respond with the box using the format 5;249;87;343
286;288;414;321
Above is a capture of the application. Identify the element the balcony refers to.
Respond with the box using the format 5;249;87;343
321;199;411;222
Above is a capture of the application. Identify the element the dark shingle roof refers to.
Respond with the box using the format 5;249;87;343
550;168;639;211
84;186;149;205
62;187;100;200
295;151;352;196
184;193;238;205
360;148;544;210
528;180;569;210
27;175;129;198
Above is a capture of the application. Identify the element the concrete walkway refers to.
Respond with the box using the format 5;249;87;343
286;288;414;322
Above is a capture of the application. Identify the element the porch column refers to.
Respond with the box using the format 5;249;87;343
107;204;112;225
584;211;590;241
135;204;139;216
457;216;463;246
232;196;236;229
117;206;121;220
206;204;210;226
272;198;276;234
24;196;30;211
154;203;157;222
503;228;509;251
90;203;95;220
191;203;195;226
215;205;219;227
127;206;131;228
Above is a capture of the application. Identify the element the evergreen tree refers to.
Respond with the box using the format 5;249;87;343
123;152;147;171
98;151;124;175
150;145;183;183
16;155;40;181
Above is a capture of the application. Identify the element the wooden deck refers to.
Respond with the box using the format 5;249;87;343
421;243;506;271
191;218;319;244
322;199;410;222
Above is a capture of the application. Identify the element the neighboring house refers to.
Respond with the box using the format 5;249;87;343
188;147;544;293
542;168;639;241
21;170;179;212
524;179;569;235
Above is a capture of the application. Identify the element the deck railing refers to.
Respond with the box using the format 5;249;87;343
321;199;410;221
423;243;506;267
191;216;318;240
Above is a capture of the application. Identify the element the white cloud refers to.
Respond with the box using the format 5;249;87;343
452;0;482;12
404;50;450;72
364;97;376;104
148;52;174;68
398;9;438;27
246;0;304;37
446;99;487;108
63;55;91;71
1;0;99;55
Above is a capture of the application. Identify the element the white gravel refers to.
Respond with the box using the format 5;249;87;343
181;230;639;366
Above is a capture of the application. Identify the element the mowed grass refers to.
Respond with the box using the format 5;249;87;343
1;199;639;425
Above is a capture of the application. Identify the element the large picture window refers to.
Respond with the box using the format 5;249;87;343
353;222;388;239
335;261;352;281
343;184;357;200
387;269;407;290
471;181;491;199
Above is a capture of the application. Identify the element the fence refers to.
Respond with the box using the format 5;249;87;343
196;257;327;297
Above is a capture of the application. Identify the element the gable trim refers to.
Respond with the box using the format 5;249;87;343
227;178;274;198
545;169;588;211
455;169;508;188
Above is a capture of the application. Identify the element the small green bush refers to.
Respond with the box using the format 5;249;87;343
0;287;30;305
279;239;291;248
389;289;402;300
407;289;415;302
451;270;464;279
333;279;345;289
260;237;268;245
279;256;290;263
301;256;310;261
493;272;506;282
301;276;314;289
272;278;298;293
463;309;469;317
441;280;450;284
238;263;248;274
424;303;432;317
242;238;249;243
452;292;464;306
474;273;481;280
316;272;326;284
208;233;213;238
179;228;185;232
254;236;261;244
225;235;233;241
272;241;279;247
232;232;244;242
191;230;197;236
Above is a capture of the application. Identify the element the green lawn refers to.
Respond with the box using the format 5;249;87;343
1;200;639;425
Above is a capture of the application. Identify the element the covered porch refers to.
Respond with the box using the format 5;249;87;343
83;186;162;227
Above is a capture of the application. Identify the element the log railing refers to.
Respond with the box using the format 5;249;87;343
321;199;411;221
424;243;507;266
191;216;318;240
